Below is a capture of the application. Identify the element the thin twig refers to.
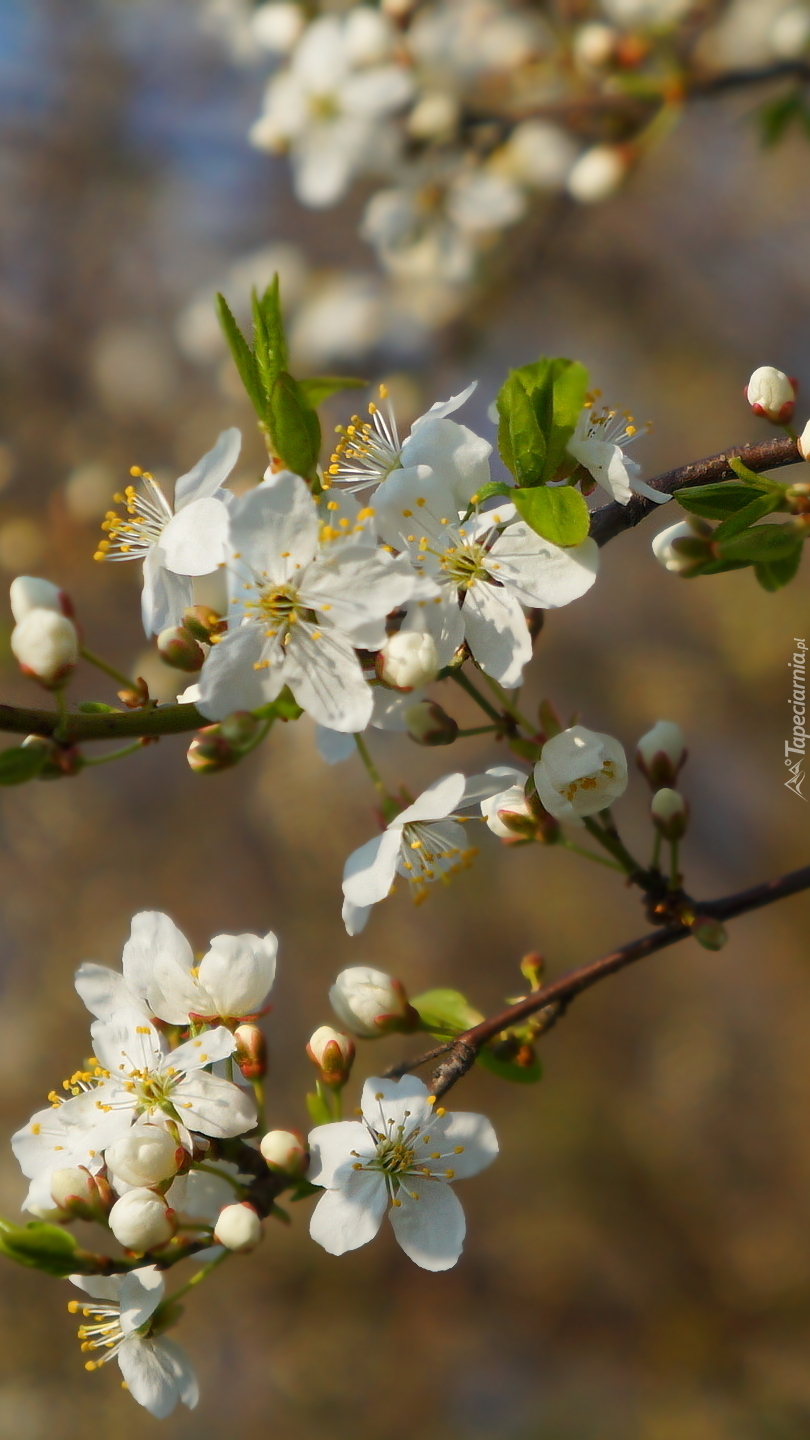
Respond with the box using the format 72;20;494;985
411;863;810;1099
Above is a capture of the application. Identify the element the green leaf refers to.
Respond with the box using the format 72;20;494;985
754;543;804;591
711;493;782;542
258;276;288;377
216;294;263;416
299;376;368;408
0;745;47;785
251;287;279;404
0;1217;79;1276
497;372;546;486
252;687;304;723
411;988;483;1038
77;701;121;714
540;359;589;484
678;482;772;520
477;1047;543;1085
268;372;321;477
717;523;802;563
512;486;590;547
727;456;776;488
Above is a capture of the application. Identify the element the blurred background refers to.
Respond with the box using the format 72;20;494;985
0;0;810;1435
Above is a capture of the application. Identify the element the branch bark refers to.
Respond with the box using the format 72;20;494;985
418;864;810;1099
0;700;206;741
590;434;800;547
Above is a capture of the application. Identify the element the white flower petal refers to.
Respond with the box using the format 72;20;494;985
488;526;599;608
118;1335;198;1418
74;963;145;1022
395;771;467;826
169;1027;237;1071
197;931;277;1017
342;827;402;907
309;1171;388;1255
118;1266;165;1333
316;724;356;765
461;584;531;688
360;1074;433;1131
174;428;240;508
91;1010;164;1078
426;1111;499;1179
342;896;371;935
307;1121;372;1187
141;548;192;637
196;623;284;720
230;471;319;579
160;497;230;577
122;912;194;1021
388;1176;466;1270
284;624;373;732
172;1072;257;1138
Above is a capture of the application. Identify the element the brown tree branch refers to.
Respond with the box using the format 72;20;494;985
0;700;206;741
408;864;810;1099
590;434;801;547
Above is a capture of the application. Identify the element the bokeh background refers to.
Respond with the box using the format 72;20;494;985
0;1;809;1435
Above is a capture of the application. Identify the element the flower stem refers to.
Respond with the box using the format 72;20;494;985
162;1249;229;1307
583;815;645;877
669;838;681;890
651;831;663;872
354;734;388;800
478;672;535;732
448;669;502;723
82;740;145;767
559;838;625;871
79;646;136;691
455;725;499;737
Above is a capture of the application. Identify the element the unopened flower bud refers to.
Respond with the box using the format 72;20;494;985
213;1202;263;1252
182;604;226;643
11;609;79;688
330;966;419;1038
377;631;440;691
219;711;260;747
481;783;536;840
404;700;458;746
533;726;628;823
234;1023;267;1080
157;626;205;673
637;720;686;787
690;915;728;951
306;1025;355;1086
10;576;73;623
651;521;713;575
771;5;810;59
650;787;689;840
50;1166;104;1212
566;144;628;204
104;1123;182;1189
746;366;797;424
259;1129;308;1175
573;21;617;68
108;1188;176;1252
407;91;459;140
187;725;237;773
21;734;84;779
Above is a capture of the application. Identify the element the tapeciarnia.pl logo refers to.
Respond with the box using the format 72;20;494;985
786;638;808;800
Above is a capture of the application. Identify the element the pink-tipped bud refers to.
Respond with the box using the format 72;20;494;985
234;1023;267;1081
746;366;797;424
329;966;419;1038
651;521;714;576
650;787;689;840
636;720;687;788
187;725;237;773
259;1129;308;1176
157;625;205;672
404;700;458;747
214;1202;263;1252
690;915;728;951
181;604;226;643
50;1166;105;1213
21;734;84;779
11;609;79;689
219;711;260;747
306;1025;355;1086
108;1188;176;1252
377;631;440;691
9;576;73;623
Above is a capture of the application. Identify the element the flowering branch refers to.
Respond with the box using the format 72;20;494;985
590;434;801;547
382;863;810;1099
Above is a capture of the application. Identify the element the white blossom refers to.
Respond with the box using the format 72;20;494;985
533;725;628;823
68;1268;198;1418
567;401;667;505
375;471;598;687
249;13;414;208
195;471;419;731
75;911;277;1027
308;1075;498;1271
94;428;240;636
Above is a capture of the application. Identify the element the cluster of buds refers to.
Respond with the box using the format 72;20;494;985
9;577;80;690
637;721;690;848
